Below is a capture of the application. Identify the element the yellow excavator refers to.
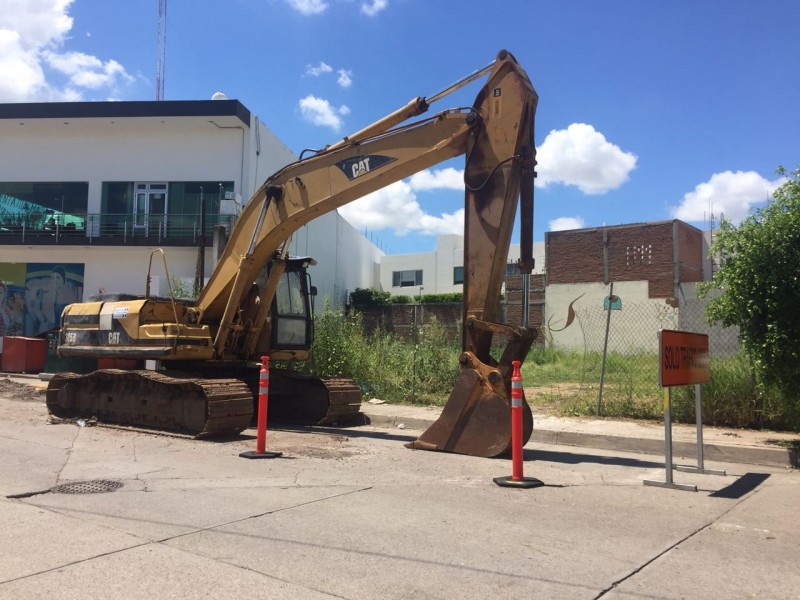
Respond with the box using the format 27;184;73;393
46;49;539;458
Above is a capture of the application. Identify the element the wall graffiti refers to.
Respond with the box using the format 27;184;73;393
0;263;84;349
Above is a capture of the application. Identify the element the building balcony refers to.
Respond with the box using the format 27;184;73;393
0;212;237;246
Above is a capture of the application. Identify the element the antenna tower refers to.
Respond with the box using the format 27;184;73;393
156;0;167;100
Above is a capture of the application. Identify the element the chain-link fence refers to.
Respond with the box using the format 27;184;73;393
547;297;743;420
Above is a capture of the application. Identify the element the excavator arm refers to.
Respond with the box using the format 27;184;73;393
193;49;539;457
198;49;537;356
197;109;474;357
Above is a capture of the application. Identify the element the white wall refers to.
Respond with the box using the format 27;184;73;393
289;211;384;308
378;235;545;295
545;281;662;352
2;117;247;213
245;116;298;199
0;246;201;299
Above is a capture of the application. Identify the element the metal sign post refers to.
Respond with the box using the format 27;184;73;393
675;383;726;476
645;387;697;492
644;329;714;492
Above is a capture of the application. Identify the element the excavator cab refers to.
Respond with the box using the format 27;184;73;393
268;257;317;355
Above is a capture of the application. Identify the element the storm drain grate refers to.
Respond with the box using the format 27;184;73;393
51;480;124;494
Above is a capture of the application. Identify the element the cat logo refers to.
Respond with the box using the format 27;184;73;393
335;154;396;181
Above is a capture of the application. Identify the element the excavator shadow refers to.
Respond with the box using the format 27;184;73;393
269;421;419;444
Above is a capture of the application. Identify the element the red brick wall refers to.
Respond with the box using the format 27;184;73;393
505;272;544;321
546;229;605;284
545;221;702;299
676;220;703;283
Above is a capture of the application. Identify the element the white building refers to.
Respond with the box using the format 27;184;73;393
0;99;381;345
378;234;545;296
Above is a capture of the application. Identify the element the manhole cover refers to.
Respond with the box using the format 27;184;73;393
51;480;124;494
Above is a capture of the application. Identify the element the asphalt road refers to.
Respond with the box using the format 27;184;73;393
1;382;798;599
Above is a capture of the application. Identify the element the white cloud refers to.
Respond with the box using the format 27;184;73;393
298;95;349;131
0;29;48;102
0;0;133;102
337;68;353;88
0;0;73;45
338;180;464;236
43;50;132;89
408;168;464;191
536;123;637;195
304;61;332;77
549;216;586;231
671;171;781;224
361;0;389;16
286;0;328;15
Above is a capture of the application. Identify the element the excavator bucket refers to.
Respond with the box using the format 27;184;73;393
408;351;533;458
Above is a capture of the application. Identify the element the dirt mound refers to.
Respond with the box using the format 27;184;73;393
0;377;45;402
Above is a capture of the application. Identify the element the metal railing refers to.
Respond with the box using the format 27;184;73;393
0;212;237;245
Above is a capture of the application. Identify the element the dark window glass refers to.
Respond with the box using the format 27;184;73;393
392;269;423;287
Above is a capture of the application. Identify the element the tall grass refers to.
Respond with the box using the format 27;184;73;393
289;305;799;430
671;353;800;430
290;303;460;405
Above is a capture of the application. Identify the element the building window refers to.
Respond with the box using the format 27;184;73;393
101;181;234;237
506;262;521;276
453;266;464;285
0;182;89;231
392;269;423;287
168;182;234;236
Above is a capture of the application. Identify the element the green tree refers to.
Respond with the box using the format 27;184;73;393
698;167;800;399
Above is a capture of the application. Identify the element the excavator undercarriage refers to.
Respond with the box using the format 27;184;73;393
46;368;362;437
46;370;254;437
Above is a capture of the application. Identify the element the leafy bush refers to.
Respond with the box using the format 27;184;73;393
699;167;800;403
418;293;463;304
350;288;391;306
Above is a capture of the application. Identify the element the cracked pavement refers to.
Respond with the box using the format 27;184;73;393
1;383;799;599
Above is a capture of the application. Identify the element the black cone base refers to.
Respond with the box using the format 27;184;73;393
239;450;282;459
493;475;544;489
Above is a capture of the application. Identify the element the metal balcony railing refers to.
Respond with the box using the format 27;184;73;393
0;212;238;245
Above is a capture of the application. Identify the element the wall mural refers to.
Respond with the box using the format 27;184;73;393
0;263;84;348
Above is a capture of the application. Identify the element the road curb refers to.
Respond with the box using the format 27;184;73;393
361;410;799;469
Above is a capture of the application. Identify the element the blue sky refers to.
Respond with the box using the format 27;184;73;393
1;0;797;255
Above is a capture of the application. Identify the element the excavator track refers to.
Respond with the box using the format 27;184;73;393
267;370;362;426
46;369;254;438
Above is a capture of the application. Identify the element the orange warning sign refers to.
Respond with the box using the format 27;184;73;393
659;329;710;387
